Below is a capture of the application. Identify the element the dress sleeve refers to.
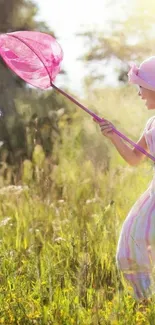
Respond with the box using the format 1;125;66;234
143;116;155;155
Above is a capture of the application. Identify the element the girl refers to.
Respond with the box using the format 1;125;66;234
94;56;155;300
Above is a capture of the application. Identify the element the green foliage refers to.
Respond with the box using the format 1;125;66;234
0;87;74;178
0;85;154;323
0;150;154;324
0;0;154;322
78;0;155;87
0;0;65;169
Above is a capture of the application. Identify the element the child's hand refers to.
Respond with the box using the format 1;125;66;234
93;118;116;140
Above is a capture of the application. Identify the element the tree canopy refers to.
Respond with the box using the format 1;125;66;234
0;0;70;173
78;0;155;86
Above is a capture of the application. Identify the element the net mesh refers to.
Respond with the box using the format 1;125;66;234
0;31;63;89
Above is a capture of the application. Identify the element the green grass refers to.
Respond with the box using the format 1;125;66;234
0;85;155;324
0;164;154;324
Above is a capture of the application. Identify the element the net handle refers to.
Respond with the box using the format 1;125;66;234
51;83;155;163
8;33;155;163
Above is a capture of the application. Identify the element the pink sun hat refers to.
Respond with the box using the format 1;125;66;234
128;56;155;91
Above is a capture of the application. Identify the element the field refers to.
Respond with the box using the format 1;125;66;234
0;86;155;324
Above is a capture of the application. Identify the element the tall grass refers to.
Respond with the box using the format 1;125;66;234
0;86;155;324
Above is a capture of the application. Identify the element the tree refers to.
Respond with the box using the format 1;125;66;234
78;0;155;87
0;0;67;171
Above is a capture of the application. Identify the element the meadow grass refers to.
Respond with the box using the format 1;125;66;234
0;86;155;324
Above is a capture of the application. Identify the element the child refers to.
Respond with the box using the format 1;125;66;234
94;56;155;300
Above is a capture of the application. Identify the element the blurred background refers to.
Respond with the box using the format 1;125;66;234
0;0;154;186
0;1;155;322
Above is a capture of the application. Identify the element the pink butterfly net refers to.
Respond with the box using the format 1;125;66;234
0;31;63;89
0;30;154;162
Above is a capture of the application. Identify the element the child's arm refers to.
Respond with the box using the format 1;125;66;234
94;118;148;166
132;133;148;164
111;133;147;166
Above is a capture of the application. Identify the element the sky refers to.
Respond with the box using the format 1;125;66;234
34;0;127;95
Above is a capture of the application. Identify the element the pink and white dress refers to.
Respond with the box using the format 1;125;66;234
116;116;155;300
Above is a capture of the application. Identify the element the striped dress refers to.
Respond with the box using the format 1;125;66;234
116;115;155;300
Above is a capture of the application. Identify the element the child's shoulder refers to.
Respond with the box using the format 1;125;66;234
145;116;155;131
